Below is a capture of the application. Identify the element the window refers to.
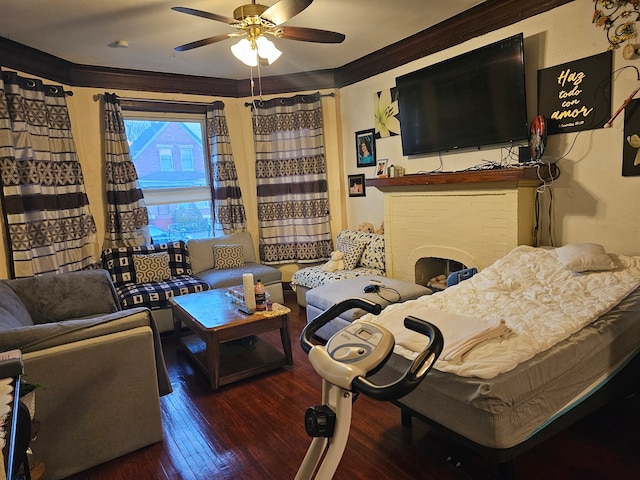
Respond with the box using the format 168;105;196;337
124;112;212;243
159;147;173;171
180;147;194;170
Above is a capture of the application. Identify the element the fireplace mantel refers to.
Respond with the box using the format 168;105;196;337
366;166;551;191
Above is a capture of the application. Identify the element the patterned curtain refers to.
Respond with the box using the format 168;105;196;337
0;70;99;277
102;93;149;248
206;101;246;235
251;92;332;265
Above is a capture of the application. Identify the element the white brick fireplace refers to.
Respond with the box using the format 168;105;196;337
367;169;543;285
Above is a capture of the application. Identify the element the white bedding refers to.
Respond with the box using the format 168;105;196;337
360;245;640;379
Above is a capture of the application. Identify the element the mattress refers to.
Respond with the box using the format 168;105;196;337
370;285;640;450
361;245;640;379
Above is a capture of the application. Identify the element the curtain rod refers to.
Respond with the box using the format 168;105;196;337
20;78;72;96
244;92;335;107
92;94;212;106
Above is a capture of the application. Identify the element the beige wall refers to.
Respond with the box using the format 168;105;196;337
339;0;640;256
2;0;639;280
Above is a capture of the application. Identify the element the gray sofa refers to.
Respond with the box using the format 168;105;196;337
188;232;284;301
101;233;284;333
0;270;171;480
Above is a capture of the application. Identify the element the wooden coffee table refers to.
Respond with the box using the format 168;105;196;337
170;288;293;390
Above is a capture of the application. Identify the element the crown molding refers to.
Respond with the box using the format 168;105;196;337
0;0;573;97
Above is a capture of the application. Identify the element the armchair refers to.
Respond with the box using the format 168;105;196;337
0;270;171;480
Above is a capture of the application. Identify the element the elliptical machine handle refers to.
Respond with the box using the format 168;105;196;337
351;316;443;401
300;298;383;354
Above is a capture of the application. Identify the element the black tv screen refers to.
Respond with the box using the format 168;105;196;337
397;33;529;156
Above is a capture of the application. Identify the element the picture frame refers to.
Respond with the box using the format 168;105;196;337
355;129;376;167
375;159;388;177
348;174;366;197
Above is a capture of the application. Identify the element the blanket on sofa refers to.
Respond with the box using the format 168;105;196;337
361;245;640;379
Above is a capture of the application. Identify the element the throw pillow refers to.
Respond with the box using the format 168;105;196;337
337;239;368;270
555;243;616;273
213;244;244;269
132;252;172;283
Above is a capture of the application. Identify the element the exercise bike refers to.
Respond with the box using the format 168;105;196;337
295;298;444;480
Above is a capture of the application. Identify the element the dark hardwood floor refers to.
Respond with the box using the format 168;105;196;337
67;291;639;479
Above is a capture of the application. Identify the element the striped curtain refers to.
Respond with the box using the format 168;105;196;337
0;70;99;277
251;92;332;265
102;93;149;247
206;101;246;235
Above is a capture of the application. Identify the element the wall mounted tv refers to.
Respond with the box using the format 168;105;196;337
396;33;529;156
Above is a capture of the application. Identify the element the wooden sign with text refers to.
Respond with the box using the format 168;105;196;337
537;51;611;135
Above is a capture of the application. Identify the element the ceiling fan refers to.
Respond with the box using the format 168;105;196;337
172;0;346;66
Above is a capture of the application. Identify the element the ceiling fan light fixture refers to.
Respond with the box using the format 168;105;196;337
256;35;282;64
231;38;258;66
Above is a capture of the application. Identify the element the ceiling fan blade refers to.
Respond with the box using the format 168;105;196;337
262;0;313;26
280;26;345;44
171;6;237;25
174;33;232;52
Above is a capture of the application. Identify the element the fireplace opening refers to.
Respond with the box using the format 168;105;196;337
415;257;466;291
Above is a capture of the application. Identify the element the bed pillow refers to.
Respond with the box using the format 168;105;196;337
132;252;172;283
555;243;616;273
337;239;368;270
212;244;244;269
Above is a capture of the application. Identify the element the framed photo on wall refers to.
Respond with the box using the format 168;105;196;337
348;174;366;197
355;129;376;167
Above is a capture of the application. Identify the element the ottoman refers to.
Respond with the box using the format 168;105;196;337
305;275;432;341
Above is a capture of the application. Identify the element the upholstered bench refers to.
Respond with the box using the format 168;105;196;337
305;275;432;341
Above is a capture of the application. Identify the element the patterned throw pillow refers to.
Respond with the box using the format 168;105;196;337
337;239;368;270
132;252;171;283
212;244;244;269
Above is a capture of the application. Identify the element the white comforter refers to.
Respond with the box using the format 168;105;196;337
360;246;640;379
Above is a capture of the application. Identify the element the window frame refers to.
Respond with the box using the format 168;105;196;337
121;101;213;242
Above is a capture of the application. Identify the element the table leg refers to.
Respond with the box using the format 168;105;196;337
280;315;293;365
208;333;220;390
173;309;181;346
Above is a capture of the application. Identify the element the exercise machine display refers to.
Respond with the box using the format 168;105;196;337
296;298;443;480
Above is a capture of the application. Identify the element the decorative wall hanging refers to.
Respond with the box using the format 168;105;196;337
622;97;640;175
537;51;612;135
374;87;400;139
355;129;376;167
593;0;640;50
348;174;366;197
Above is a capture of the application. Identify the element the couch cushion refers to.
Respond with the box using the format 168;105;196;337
212;244;244;269
0;282;33;329
132;252;172;283
337;239;368;270
102;241;193;286
291;265;384;291
115;275;209;310
187;233;257;274
336;230;385;272
195;263;281;290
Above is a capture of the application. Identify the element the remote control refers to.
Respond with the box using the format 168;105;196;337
238;306;254;315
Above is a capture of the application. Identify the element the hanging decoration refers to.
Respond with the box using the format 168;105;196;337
593;0;640;49
374;87;400;139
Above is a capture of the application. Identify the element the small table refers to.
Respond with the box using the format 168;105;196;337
171;289;293;390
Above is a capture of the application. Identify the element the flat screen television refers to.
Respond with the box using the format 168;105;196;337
396;33;529;156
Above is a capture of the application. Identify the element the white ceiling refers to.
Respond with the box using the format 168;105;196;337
0;0;486;80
